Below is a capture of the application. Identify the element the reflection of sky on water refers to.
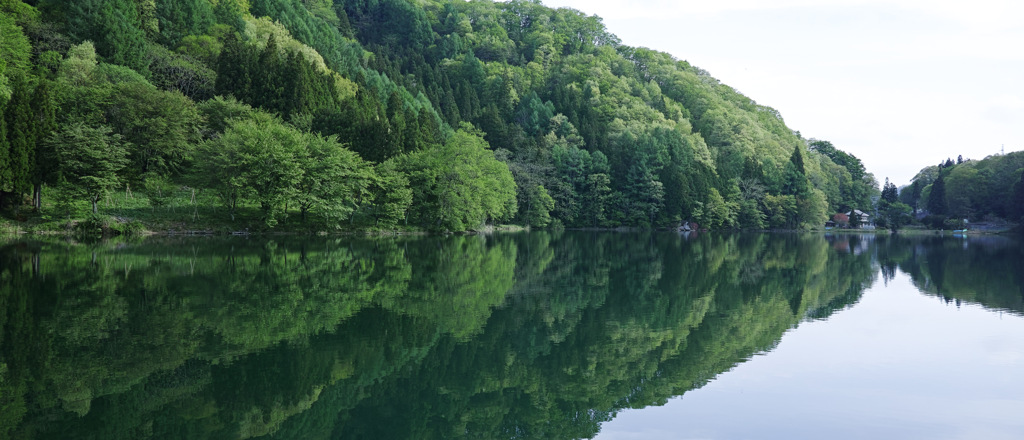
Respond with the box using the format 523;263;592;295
596;270;1024;440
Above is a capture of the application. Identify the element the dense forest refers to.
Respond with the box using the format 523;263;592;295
0;0;878;232
898;152;1024;228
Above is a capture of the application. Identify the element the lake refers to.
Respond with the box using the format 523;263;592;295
1;232;1022;439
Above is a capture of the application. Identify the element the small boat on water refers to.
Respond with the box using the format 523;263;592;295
952;229;968;235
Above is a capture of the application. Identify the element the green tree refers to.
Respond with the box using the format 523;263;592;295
193;114;303;226
366;158;413;228
62;0;150;74
879;201;913;233
296;134;375;227
927;173;947;215
522;184;555;228
2;73;33;201
154;0;214;45
48;122;129;213
106;81;203;180
397;126;517;231
880;178;898;204
1011;172;1024;222
30;79;58;210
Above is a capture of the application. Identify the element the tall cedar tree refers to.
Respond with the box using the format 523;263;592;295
927;174;947;215
3;74;33;199
31;79;58;210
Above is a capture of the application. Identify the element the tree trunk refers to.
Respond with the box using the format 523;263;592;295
92;195;99;214
33;184;42;211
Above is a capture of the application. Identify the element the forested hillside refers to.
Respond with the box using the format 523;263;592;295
0;0;878;232
900;152;1024;226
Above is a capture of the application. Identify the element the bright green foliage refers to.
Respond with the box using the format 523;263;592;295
105;81;203;179
296;133;375;227
176;33;224;67
57;41;100;88
809;139;873;211
521;184;555;228
194;114;304;226
366;158;413;228
193;110;381;228
196;94;257;136
736;178;767;229
764;193;797;229
3;0;884;231
397;127;517;231
0;11;31;81
909;151;1024;222
47;122;129;213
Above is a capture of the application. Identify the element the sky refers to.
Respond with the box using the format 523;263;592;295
537;0;1024;186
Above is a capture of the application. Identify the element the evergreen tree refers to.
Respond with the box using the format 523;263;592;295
3;74;33;200
154;0;215;45
253;34;284;110
1011;172;1024;222
65;0;150;74
880;178;898;204
0;104;9;199
790;144;805;174
782;145;808;196
927;174;947;215
215;33;253;100
31;79;58;210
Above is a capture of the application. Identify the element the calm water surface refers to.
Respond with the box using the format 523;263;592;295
1;232;1022;439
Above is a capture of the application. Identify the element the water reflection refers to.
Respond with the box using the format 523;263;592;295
0;232;1017;439
875;234;1024;315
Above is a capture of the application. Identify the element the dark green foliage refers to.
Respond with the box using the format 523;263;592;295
926;174;947;215
146;43;215;100
2;74;33;196
154;0;214;46
213;32;253;99
58;0;151;74
0;109;9;200
881;178;898;204
29;78;57;209
1012;172;1024;221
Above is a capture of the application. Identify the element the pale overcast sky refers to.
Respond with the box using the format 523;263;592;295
538;0;1024;186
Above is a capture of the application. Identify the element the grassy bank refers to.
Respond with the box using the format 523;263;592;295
1;186;539;237
0;186;410;237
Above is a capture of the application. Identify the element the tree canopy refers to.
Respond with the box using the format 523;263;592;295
1;0;880;231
